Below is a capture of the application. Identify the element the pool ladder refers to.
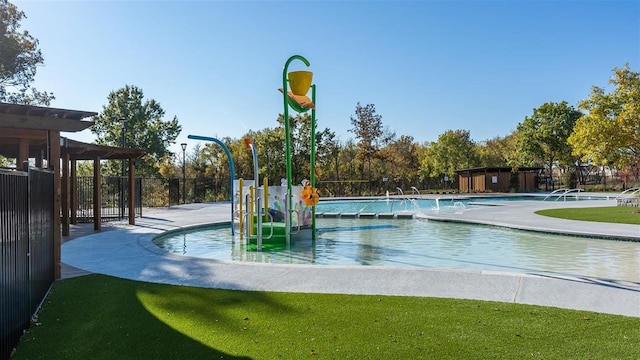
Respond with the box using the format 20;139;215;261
543;188;583;201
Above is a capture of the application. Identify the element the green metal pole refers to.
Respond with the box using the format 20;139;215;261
282;55;310;243
310;84;317;239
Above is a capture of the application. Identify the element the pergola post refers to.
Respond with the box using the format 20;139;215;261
18;138;29;166
93;156;101;231
128;158;136;225
49;130;61;280
35;149;43;168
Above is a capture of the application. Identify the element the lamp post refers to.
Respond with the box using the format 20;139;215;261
181;143;187;204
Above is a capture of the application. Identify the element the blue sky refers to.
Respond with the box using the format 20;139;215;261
14;0;640;156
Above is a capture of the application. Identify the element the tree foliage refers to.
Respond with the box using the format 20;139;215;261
166;84;640;200
420;129;475;179
568;64;640;169
0;0;53;105
348;103;395;188
476;134;517;168
516;101;582;173
268;112;336;185
381;135;420;189
253;126;286;182
315;128;340;182
185;113;338;196
91;85;181;177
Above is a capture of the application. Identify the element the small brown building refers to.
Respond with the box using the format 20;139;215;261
455;167;542;193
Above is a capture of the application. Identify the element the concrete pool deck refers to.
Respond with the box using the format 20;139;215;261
61;196;640;318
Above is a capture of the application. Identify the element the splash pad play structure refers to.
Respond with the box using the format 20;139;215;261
188;55;318;250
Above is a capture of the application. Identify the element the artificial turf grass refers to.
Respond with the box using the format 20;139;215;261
13;274;640;360
536;206;640;225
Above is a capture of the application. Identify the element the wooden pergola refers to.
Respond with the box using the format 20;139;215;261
61;138;146;231
0;102;146;279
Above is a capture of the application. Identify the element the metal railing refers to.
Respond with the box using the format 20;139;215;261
76;176;142;222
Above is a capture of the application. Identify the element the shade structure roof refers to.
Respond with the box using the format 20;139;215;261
0;102;96;132
63;138;147;160
0;102;147;161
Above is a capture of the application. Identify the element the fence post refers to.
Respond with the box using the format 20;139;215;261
93;156;102;230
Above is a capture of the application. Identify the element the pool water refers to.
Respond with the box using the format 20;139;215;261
153;217;640;283
314;195;604;215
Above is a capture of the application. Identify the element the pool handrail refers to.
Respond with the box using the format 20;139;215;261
615;187;640;200
558;188;583;201
261;210;275;240
543;188;568;201
411;186;422;199
543;188;583;201
359;198;382;213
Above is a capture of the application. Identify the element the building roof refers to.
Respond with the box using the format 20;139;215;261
454;166;543;173
0;102;96;132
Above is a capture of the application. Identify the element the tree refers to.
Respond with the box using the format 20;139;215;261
569;64;640;171
422;129;475;179
348;103;395;191
271;112;336;186
476;135;515;168
315;128;339;181
0;0;54;105
272;112;308;184
382;135;419;190
91;85;181;177
339;140;359;195
516;101;582;177
254;126;286;184
194;139;236;200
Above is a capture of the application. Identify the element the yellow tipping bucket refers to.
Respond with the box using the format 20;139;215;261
288;71;313;96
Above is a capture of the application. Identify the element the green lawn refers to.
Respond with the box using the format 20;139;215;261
536;206;640;225
13;274;640;359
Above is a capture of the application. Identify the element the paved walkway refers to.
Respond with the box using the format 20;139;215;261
61;197;640;318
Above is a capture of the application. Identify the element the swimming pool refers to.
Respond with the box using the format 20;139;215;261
153;216;640;283
314;195;607;216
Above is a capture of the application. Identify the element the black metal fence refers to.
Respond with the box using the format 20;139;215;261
168;178;180;206
169;177;225;205
1;167;54;359
145;177;228;206
76;177;142;222
75;176;229;211
181;176;228;204
28;168;55;313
